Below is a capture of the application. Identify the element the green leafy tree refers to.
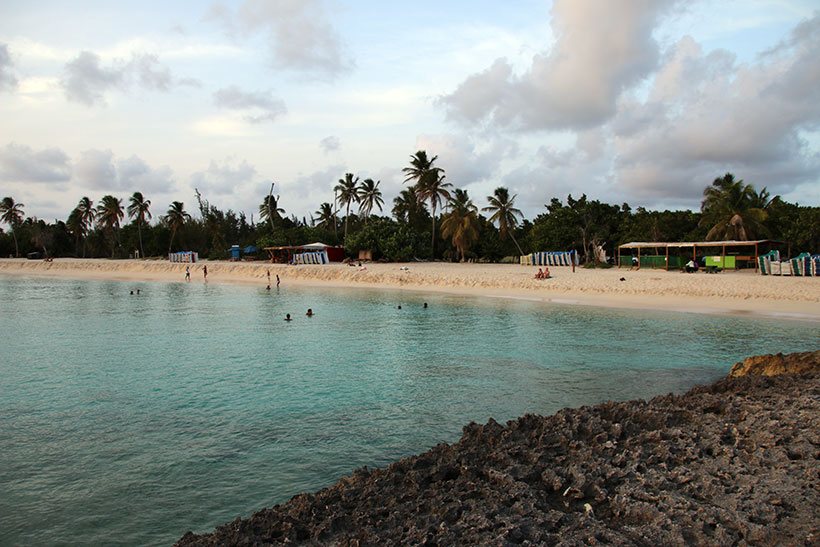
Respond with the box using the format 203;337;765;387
334;173;360;241
441;188;479;261
164;201;191;253
392;186;430;232
127;191;152;258
96;195;124;258
700;173;777;241
0;197;25;257
482;186;524;255
357;178;384;223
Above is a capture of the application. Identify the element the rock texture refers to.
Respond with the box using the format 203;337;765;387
728;350;819;378
177;353;819;546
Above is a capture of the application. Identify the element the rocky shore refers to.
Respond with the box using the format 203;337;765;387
177;351;819;546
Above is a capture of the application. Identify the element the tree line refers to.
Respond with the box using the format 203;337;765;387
1;154;817;262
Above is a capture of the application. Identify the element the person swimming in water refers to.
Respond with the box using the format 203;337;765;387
284;313;292;321
306;308;313;317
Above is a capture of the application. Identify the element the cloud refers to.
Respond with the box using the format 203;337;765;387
73;149;175;192
612;12;820;203
289;164;344;200
414;133;518;188
189;158;257;195
213;85;287;123
116;155;175;193
0;143;71;183
61;51;124;105
319;135;340;154
209;0;353;79
441;0;677;131
60;50;185;106
0;43;18;91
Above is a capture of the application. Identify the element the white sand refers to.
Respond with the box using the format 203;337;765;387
1;258;818;320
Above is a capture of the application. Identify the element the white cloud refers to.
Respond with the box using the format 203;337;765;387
60;50;185;106
208;0;353;79
319;135;340;154
441;0;678;130
213;85;287;123
414;133;518;188
0;143;71;183
612;12;820;203
189;158;257;195
0;43;18;91
73;149;175;193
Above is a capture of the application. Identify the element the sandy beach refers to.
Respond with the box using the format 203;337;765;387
0;258;818;320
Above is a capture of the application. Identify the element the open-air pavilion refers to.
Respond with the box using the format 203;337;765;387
617;240;783;271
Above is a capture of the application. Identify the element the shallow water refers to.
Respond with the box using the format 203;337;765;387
0;275;817;545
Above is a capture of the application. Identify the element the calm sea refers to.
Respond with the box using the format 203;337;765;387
0;274;817;545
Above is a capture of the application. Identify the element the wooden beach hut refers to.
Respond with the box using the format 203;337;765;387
617;240;782;271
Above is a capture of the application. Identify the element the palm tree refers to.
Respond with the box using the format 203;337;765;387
417;172;452;254
441;189;480;262
700;173;776;241
127;192;152;258
357;178;384;223
66;207;85;256
259;195;285;233
76;197;95;257
334;173;360;241
403;151;449;254
314;202;337;230
392;186;431;231
482;186;525;255
0;197;25;257
96;195;124;258
164;201;191;254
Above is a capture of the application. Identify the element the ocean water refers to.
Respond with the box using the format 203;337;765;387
0;275;817;546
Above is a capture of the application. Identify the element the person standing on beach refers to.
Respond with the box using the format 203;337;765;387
185;266;190;281
203;265;208;280
267;269;271;284
276;274;280;287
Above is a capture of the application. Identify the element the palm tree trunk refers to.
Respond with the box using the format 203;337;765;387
344;204;350;241
168;228;176;255
12;229;18;258
431;205;436;257
138;222;144;259
510;230;524;256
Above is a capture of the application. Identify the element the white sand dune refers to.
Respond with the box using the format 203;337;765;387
1;258;818;320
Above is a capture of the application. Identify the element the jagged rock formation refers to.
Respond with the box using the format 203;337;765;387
728;350;819;378
177;352;819;546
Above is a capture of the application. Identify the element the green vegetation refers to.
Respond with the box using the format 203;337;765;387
0;160;817;261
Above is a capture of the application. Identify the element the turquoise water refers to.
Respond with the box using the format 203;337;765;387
0;275;817;546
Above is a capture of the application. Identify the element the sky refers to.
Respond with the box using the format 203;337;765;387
1;0;819;224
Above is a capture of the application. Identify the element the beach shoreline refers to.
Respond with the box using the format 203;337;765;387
0;258;818;321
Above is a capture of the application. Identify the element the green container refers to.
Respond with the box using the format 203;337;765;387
705;256;735;269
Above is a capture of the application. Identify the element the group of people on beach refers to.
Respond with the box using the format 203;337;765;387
534;267;551;279
184;265;207;281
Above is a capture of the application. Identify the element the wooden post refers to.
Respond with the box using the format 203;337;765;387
637;247;641;270
618;245;621;269
722;244;726;270
665;245;669;271
754;242;759;272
